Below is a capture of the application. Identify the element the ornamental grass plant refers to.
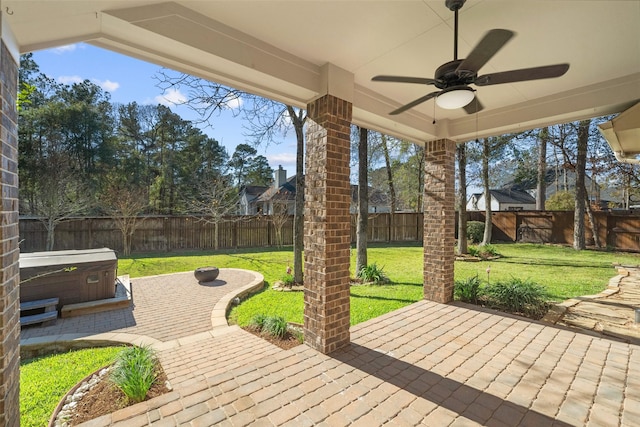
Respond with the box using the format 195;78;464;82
110;345;158;404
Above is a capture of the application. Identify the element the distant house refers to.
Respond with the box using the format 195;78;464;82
239;185;269;215
504;168;622;208
245;166;391;215
254;166;297;215
350;185;391;214
467;189;536;212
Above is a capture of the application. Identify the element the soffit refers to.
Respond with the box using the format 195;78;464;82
5;0;640;144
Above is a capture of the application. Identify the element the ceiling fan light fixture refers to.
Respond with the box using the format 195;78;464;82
436;86;475;109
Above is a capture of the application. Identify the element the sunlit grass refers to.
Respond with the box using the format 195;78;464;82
117;243;640;327
20;347;123;427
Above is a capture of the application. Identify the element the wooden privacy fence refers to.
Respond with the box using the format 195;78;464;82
466;210;640;252
19;211;640;254
19;216;293;254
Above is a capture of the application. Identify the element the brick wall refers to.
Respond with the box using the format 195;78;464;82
304;95;352;354
423;139;456;303
0;40;20;426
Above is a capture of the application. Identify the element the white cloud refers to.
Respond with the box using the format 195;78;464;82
96;79;120;92
53;44;78;54
155;88;187;106
224;97;243;109
58;75;84;85
57;76;120;93
267;153;297;165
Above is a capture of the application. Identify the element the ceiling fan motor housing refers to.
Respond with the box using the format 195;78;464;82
434;60;477;89
445;0;466;12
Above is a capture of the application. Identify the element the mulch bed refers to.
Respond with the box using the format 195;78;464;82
65;366;171;426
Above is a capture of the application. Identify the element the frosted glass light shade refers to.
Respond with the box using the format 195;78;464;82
436;87;475;109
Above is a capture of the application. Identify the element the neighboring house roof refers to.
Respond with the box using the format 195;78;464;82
504;167;598;194
502;167;622;204
242;185;269;196
256;175;298;202
252;177;391;207
350;185;390;206
471;189;536;205
490;189;536;204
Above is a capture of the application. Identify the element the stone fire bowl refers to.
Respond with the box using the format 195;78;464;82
194;267;219;282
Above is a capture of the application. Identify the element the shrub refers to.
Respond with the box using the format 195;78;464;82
280;273;294;286
484;278;549;318
263;315;288;339
249;314;288;339
468;244;500;259
545;190;575;211
466;221;485;243
110;346;158;404
249;313;268;331
454;276;482;304
357;263;388;284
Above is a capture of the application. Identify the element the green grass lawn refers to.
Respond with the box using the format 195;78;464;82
117;243;640;327
20;347;123;427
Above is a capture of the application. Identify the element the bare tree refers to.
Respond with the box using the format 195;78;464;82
549;120;601;249
100;182;148;256
573;121;588;250
356;127;369;274
270;194;292;248
481;138;493;245
536;127;548;210
380;134;397;240
189;176;240;250
456;142;468;255
155;70;306;283
34;154;91;250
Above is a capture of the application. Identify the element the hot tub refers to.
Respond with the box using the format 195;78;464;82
20;248;117;306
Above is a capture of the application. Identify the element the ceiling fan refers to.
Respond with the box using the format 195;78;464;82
372;0;569;115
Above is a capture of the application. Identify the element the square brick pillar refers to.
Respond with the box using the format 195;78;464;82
423;139;456;303
304;94;352;354
0;32;21;426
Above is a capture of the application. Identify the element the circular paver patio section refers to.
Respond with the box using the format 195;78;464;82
20;268;263;344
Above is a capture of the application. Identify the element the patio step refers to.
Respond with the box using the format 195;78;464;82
20;297;59;327
61;276;132;318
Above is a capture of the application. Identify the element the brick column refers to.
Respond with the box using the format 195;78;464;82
0;32;20;426
423;139;456;303
304;94;352;354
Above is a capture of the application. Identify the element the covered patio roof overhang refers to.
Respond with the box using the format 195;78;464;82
0;1;639;423
5;0;640;144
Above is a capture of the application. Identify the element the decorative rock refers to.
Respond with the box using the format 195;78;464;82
53;366;113;427
194;267;219;282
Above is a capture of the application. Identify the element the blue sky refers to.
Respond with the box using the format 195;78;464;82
30;43;298;178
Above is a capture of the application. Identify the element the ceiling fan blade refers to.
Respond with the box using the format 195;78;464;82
390;91;440;115
372;75;438;85
456;29;515;73
475;63;570;86
463;97;484;114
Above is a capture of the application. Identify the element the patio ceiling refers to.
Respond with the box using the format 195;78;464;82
5;0;640;145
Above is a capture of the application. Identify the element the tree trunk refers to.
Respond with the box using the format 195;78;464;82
481;139;492;245
416;146;425;212
214;222;220;251
456;143;468;255
573;120;589;250
536;128;548;210
585;191;602;248
45;219;56;251
289;106;305;284
123;232;131;256
381;135;396;240
356;127;368;274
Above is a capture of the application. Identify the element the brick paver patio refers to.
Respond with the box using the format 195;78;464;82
21;269;640;426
